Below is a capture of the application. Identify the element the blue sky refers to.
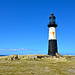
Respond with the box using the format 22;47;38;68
0;0;75;55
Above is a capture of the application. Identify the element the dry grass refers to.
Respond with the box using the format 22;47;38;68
0;54;75;75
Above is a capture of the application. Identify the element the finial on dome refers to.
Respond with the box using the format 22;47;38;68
51;12;54;15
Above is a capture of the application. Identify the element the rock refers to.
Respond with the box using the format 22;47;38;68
10;56;14;61
10;55;18;60
13;55;18;60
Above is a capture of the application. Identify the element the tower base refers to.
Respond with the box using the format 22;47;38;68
48;40;58;56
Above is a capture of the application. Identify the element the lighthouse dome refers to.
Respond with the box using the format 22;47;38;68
49;13;56;19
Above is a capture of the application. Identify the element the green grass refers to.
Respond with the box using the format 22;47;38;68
0;55;75;75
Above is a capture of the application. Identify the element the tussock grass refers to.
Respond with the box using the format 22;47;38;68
0;54;75;75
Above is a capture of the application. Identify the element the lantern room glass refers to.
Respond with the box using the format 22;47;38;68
49;17;55;22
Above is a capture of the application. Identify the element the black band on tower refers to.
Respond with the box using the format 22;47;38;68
48;40;58;56
48;24;57;27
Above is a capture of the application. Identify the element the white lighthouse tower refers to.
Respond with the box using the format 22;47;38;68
48;13;58;56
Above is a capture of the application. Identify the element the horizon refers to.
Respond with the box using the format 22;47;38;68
0;48;75;56
0;0;75;55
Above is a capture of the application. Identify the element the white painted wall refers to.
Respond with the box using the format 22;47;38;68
49;27;56;40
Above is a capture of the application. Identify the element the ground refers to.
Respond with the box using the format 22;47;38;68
0;55;75;75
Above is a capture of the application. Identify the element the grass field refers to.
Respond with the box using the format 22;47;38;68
0;55;75;75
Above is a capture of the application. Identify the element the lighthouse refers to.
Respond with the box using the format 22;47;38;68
48;13;58;56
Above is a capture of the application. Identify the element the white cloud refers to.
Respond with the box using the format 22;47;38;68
0;48;29;51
